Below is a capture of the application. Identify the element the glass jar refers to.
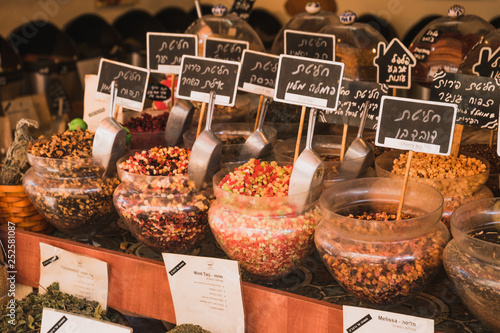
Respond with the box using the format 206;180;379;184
316;178;450;306
113;161;216;254
208;168;322;280
23;153;120;240
443;198;500;332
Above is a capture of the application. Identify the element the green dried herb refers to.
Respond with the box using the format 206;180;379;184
168;323;212;333
0;119;38;185
0;282;124;332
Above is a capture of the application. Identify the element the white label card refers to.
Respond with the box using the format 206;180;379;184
83;74;109;131
343;306;434;333
39;243;109;309
41;308;132;333
163;254;245;333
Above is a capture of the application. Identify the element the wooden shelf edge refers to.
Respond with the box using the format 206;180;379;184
0;228;343;332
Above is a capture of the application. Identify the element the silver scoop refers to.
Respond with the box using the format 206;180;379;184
338;103;373;178
288;108;324;206
239;97;272;159
188;91;222;187
92;81;127;177
164;99;195;146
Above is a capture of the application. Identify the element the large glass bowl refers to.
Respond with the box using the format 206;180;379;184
316;177;450;306
23;153;120;240
274;135;374;185
375;150;490;198
208;167;322;280
113;158;216;254
443;198;500;332
375;150;492;227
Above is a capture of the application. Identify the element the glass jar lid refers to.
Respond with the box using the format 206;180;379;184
185;4;265;56
270;2;340;54
319;10;387;81
409;5;494;85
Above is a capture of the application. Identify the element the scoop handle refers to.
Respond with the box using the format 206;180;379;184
357;101;369;139
305;108;317;150
109;81;118;119
255;97;270;132
205;91;216;131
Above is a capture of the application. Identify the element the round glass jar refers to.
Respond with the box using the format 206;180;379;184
23;153;120;240
113;159;216;254
375;150;492;227
316;177;450;306
208;167;322;280
443;198;500;332
121;109;170;150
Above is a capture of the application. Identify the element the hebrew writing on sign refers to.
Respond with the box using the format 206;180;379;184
430;71;500;129
237;50;279;97
147;32;198;74
375;96;457;155
95;58;150;111
176;55;241;106
284;30;335;61
274;54;344;110
318;80;388;129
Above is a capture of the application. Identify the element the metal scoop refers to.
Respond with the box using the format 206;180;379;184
239;97;272;159
188;91;222;187
288;108;324;206
164;99;195;146
92;81;127;177
338;103;373;178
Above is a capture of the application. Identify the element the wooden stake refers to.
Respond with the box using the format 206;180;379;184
170;74;176;109
339;123;348;161
294;106;307;163
397;150;413;220
450;124;464;157
196;102;207;138
254;95;264;131
489;129;495;147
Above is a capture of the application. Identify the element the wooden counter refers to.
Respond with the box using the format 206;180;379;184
1;228;344;332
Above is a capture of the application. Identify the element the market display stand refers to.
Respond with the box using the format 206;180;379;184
1;228;343;333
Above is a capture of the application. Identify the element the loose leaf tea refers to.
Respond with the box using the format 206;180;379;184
168;324;212;333
0;119;38;185
0;282;124;333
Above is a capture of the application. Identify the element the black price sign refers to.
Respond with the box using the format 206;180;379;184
374;38;416;89
230;0;256;20
146;82;171;101
420;29;440;44
430;71;500;129
274;54;344;110
176;55;241;106
473;47;500;79
318;80;388;129
284;30;335;61
147;32;198;74
375;96;457;155
204;37;249;62
238;50;279;97
95;58;150;111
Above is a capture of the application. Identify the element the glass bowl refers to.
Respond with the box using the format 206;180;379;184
316;177;450;306
23;153;120;240
113;157;216;254
274;135;374;185
183;122;278;167
208;167;322;280
375;150;490;197
120;109;170;150
443;198;500;332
